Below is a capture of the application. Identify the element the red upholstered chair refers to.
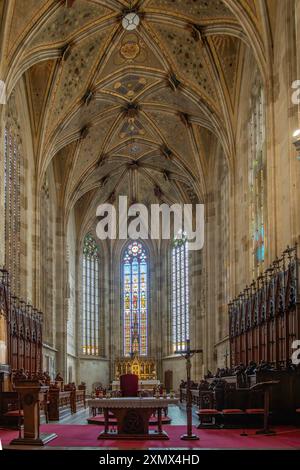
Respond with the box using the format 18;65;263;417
245;408;264;427
197;409;221;428
120;373;139;397
222;408;244;413
0;392;23;429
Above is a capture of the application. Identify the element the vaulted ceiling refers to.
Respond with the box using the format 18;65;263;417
1;0;272;225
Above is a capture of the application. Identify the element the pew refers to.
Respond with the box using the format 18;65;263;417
39;386;50;423
64;383;86;414
47;382;87;420
48;387;72;421
191;389;200;406
73;388;86;413
180;381;199;403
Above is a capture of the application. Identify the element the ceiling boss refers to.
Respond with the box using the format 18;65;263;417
122;11;140;31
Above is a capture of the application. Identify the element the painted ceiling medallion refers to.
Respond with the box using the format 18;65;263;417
115;34;147;65
113;76;147;98
120;40;140;60
122;12;140;31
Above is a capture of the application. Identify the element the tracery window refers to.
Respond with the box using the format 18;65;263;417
4;127;21;293
249;85;266;275
122;241;148;357
40;179;53;344
171;237;189;352
218;160;230;339
82;234;100;356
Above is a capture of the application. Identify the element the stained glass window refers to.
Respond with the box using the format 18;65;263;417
122;241;148;357
249;85;265;275
171;237;189;352
218;159;229;339
4;127;21;294
82;234;100;356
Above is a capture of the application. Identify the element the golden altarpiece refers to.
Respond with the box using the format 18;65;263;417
114;354;157;381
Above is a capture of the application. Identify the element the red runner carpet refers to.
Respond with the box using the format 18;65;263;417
1;425;300;449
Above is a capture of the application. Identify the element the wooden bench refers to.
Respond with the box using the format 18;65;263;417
48;388;72;421
73;388;86;413
48;384;86;420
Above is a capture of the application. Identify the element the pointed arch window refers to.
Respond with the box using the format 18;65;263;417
4;127;21;293
82;234;100;356
122;241;148;357
171;237;189;352
249;84;266;275
40;179;53;344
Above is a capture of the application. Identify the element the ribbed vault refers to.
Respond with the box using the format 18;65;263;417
0;0;270;222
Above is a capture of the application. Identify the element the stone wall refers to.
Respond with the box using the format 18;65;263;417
1;2;300;387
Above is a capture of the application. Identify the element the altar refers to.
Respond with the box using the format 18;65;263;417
88;397;178;440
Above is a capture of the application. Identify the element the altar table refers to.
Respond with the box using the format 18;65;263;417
87;397;178;440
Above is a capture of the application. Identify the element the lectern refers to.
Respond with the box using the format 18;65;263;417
10;380;57;446
250;380;279;435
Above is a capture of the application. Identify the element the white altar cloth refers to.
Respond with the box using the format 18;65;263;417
88;397;178;409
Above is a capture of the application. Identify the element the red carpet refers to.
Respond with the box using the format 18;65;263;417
1;425;300;449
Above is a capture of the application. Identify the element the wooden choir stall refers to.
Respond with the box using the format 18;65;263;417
0;268;86;446
0;268;43;380
229;245;300;369
180;246;300;430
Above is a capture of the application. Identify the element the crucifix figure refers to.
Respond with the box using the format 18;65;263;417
130;312;140;357
224;349;229;368
176;339;203;440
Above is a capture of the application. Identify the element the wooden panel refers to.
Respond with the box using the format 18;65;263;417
229;248;300;368
0;269;43;375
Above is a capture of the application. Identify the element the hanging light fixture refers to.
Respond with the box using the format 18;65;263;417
292;129;300;160
292;129;300;138
292;96;300;159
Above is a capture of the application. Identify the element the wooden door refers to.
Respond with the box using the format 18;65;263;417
164;369;173;392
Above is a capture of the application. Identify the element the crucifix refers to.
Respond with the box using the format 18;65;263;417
176;339;203;440
224;349;229;368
